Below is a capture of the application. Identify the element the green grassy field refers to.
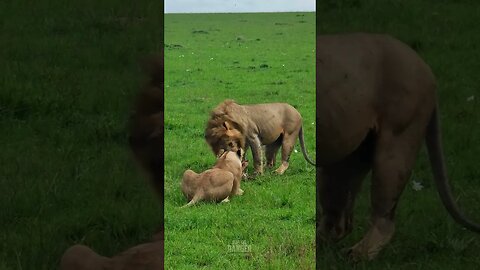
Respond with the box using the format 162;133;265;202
3;1;479;269
0;1;161;269
164;13;316;269
318;0;480;269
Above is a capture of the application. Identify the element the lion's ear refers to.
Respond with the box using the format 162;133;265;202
217;149;225;158
236;149;242;159
225;130;234;137
223;121;231;130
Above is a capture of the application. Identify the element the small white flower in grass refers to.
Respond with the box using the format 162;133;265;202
186;69;190;72
311;122;314;125
282;64;285;67
210;57;214;60
179;55;184;58
467;95;475;102
294;149;298;153
412;180;424;191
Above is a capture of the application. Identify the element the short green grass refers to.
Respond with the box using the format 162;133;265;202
3;1;478;269
0;1;161;269
164;13;316;269
318;0;480;269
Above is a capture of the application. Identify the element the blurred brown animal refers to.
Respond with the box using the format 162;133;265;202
128;54;164;198
317;33;480;261
60;53;164;270
60;232;163;270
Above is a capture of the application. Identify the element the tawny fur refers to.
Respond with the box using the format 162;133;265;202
181;150;247;207
205;100;315;177
317;33;480;261
205;100;247;154
60;238;163;270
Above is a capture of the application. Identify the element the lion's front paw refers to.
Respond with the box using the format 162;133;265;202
346;241;381;262
274;168;285;175
247;172;259;180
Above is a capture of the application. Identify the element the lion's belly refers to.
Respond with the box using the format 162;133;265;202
316;94;376;165
317;35;378;165
245;103;300;145
259;127;283;145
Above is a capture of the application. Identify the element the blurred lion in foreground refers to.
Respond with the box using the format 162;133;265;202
60;54;164;270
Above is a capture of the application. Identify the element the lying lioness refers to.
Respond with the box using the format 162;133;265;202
205;100;315;177
181;149;247;207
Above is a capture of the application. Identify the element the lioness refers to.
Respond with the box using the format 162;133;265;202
181;149;247;207
205;100;315;176
317;33;480;260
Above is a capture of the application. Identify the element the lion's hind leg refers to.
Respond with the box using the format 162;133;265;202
266;135;283;168
348;123;427;261
275;129;300;175
318;136;373;243
209;171;236;201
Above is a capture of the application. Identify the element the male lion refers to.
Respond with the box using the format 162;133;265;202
181;149;248;207
317;33;480;260
60;54;164;270
205;100;315;176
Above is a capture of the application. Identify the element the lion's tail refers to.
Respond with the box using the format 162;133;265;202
426;102;480;232
298;126;316;166
180;194;201;208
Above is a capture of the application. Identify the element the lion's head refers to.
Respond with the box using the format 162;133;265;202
216;147;245;162
205;100;247;156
